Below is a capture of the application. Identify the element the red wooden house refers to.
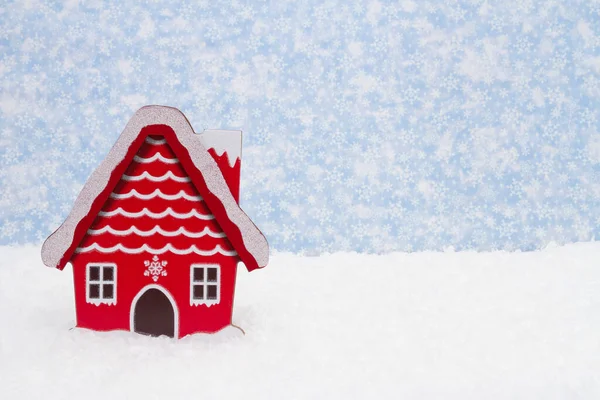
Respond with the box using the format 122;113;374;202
41;105;269;338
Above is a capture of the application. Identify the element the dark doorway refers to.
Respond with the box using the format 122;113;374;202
133;288;175;338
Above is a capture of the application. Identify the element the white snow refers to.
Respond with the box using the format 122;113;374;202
197;129;242;167
1;243;600;399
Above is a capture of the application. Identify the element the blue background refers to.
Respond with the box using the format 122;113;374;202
1;1;599;252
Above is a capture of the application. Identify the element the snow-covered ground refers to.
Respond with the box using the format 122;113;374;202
1;243;599;399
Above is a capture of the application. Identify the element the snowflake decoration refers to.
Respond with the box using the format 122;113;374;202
144;255;168;282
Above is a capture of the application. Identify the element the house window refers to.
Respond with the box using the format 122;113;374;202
190;264;220;306
86;263;117;305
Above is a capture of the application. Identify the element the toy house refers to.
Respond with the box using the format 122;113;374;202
41;105;269;338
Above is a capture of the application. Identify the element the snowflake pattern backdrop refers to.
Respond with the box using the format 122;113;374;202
1;1;599;253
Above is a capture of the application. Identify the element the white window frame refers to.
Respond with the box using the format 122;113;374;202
190;264;220;306
86;263;117;305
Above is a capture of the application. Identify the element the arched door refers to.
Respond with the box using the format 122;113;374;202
132;287;176;338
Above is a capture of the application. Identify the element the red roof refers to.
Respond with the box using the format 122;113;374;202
41;106;269;271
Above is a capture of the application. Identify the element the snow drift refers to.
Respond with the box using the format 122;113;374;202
1;243;599;399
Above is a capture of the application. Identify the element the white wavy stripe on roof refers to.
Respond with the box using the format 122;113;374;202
99;207;214;220
110;189;202;201
122;171;190;183
87;225;226;238
75;243;237;256
145;137;167;145
134;153;179;164
41;106;268;270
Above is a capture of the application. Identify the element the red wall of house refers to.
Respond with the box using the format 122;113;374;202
68;133;243;338
71;252;238;337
